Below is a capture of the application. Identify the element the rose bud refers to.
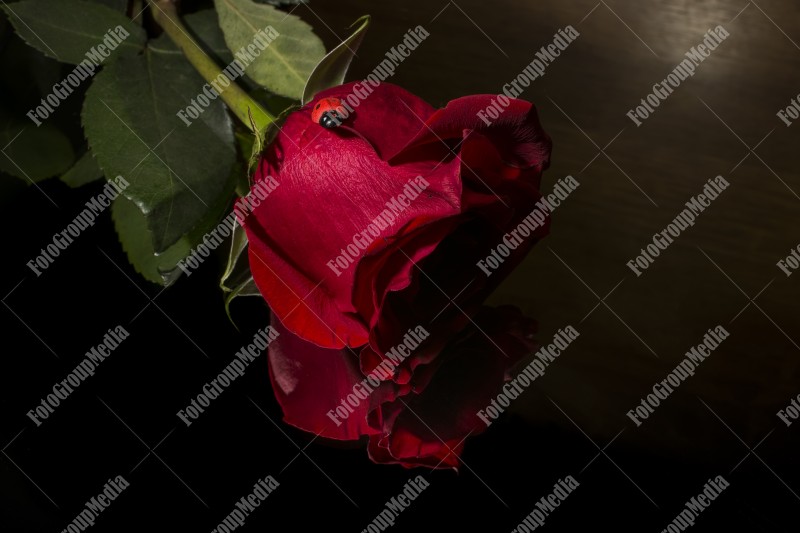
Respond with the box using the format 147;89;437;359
241;81;551;467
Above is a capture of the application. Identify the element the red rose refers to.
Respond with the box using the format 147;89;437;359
242;82;551;467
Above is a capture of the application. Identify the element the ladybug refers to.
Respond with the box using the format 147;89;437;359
311;97;347;129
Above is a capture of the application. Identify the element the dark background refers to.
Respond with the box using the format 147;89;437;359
2;0;800;531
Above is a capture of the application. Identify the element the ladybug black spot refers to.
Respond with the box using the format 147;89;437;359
315;103;321;109
319;111;341;129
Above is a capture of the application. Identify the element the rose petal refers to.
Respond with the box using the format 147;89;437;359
372;306;536;468
267;314;403;440
310;82;437;160
245;104;461;349
391;95;552;172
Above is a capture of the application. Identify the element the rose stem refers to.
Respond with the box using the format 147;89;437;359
149;0;275;134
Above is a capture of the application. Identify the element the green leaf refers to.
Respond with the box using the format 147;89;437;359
242;103;295;178
83;44;237;253
302;15;369;104
224;275;261;322
148;10;233;65
112;158;239;287
213;0;325;99
60;150;103;188
1;0;146;65
0;115;74;182
220;222;261;322
112;195;193;286
234;130;255;192
147;9;271;94
220;220;249;291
